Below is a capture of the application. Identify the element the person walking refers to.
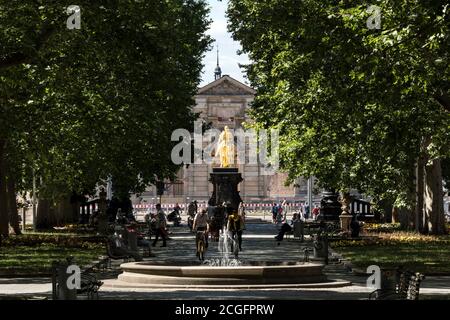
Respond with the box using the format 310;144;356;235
227;211;244;252
271;203;278;224
238;202;246;225
276;202;283;224
152;204;167;247
305;203;310;220
312;205;320;221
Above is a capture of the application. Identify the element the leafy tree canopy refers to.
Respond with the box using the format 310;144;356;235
0;1;212;199
228;0;450;203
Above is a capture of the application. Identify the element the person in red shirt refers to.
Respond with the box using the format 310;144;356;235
312;205;320;220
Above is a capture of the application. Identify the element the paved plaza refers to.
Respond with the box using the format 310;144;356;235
1;218;450;300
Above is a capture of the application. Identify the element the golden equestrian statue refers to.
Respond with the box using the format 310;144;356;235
216;126;235;168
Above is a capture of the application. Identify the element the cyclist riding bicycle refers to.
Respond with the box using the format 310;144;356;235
193;209;210;257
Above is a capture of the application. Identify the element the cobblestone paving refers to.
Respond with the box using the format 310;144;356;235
1;218;450;300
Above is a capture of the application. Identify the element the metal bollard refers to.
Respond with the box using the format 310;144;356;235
379;268;397;296
313;233;329;265
303;248;313;262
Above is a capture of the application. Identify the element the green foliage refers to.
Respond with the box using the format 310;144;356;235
363;222;402;233
0;244;104;273
331;233;450;274
1;233;105;248
227;0;450;202
0;1;212;199
0;232;105;273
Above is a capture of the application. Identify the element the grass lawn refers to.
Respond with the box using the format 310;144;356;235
331;232;450;275
0;245;105;274
0;233;105;275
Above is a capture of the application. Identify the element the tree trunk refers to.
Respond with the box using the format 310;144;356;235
0;140;9;237
54;196;75;226
72;201;80;223
407;166;416;230
7;177;21;235
378;199;393;223
36;198;56;230
424;158;447;235
71;192;80;223
394;207;411;230
415;156;425;233
391;207;399;223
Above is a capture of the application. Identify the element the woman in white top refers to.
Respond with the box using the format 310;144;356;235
193;209;210;248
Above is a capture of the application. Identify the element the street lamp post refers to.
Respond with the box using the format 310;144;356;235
307;176;313;220
186;197;190;217
22;205;26;232
32;170;37;231
156;181;165;205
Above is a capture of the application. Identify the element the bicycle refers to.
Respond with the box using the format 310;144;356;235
196;230;207;261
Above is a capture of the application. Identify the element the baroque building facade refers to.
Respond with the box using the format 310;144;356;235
138;74;312;205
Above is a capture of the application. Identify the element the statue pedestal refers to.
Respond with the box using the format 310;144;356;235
320;191;341;221
209;168;243;212
340;214;353;235
97;189;108;234
339;192;352;236
97;217;108;234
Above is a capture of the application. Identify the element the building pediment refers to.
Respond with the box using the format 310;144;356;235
197;75;256;96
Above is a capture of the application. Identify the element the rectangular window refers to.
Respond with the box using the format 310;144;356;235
218;117;234;122
171;182;184;196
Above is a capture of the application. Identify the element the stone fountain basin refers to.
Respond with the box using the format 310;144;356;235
118;261;329;286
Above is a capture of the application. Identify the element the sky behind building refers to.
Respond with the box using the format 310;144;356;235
200;0;250;87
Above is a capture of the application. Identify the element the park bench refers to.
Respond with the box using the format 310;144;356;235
83;255;110;272
302;222;322;236
106;240;132;267
52;257;103;300
288;221;339;239
77;270;103;300
285;221;305;241
285;220;340;241
369;269;425;300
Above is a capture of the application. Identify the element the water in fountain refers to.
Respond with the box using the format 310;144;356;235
203;258;242;267
203;227;241;267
